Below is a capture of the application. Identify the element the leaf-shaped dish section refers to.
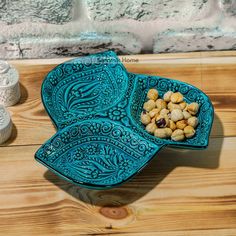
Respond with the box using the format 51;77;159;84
41;51;129;129
35;119;163;189
129;73;214;149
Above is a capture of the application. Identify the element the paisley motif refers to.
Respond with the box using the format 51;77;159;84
42;51;128;128
36;120;159;187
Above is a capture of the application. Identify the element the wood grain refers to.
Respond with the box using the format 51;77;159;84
0;137;235;235
0;51;235;235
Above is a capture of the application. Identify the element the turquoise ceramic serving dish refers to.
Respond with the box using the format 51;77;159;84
35;51;214;189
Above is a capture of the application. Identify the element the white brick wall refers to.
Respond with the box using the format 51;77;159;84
220;0;236;16
87;0;212;21
0;0;235;59
0;0;73;24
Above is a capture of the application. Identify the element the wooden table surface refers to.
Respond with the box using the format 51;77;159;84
0;51;236;236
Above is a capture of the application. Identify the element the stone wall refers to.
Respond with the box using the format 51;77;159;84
0;0;235;59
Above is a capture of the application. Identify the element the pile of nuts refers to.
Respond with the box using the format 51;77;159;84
141;89;200;141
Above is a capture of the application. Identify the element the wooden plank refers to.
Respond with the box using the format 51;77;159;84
1;52;235;235
0;137;235;235
8;51;236;65
202;64;236;93
126;63;203;88
109;230;236;236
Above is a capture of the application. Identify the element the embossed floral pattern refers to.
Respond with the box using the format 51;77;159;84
91;169;100;179
72;62;84;71
90;123;100;133
86;144;97;154
60;131;70;143
118;159;132;171
72;149;84;160
108;107;126;121
195;96;205;105
49;74;57;85
168;81;179;91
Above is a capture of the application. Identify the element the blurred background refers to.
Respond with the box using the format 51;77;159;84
0;0;235;59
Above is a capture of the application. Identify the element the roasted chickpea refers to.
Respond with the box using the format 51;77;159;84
187;102;199;115
143;100;156;112
146;122;157;134
168;120;176;131
167;102;181;112
171;92;184;104
182;110;192;120
171;109;184;122
171;129;185;141
149;108;160;118
160;108;170;116
156;99;167;110
179;101;187;110
184;126;196;138
141;112;151;125
176;120;188;130
188;116;199;128
147;88;159;101
164;128;173;138
154;128;172;139
154;129;166;139
163;91;173;102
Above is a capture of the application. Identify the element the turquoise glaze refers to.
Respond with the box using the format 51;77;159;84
35;51;214;189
